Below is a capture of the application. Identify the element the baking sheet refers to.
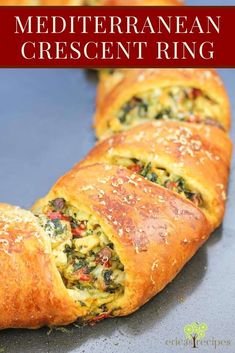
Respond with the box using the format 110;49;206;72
0;7;234;353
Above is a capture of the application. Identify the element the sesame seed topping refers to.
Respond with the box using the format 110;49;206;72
151;260;159;271
221;191;227;200
118;229;123;236
81;185;94;191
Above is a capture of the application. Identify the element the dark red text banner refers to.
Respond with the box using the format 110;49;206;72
0;6;234;68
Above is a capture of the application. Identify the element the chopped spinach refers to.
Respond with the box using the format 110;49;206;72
105;285;121;293
177;177;186;188
70;219;79;229
105;288;116;294
64;244;73;255
131;158;140;164
52;219;66;235
73;260;87;272
86;229;93;236
147;172;157;183
99;304;108;312
119;97;148;124
103;270;113;285
154;108;172;120
140;162;152;178
87;266;96;273
107;242;114;250
79;301;86;307
45;218;65;236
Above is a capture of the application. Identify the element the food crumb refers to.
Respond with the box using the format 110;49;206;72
178;296;185;303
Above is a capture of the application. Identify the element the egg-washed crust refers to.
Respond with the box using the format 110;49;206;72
40;0;83;4
97;70;129;109
4;0;182;4
32;163;211;318
0;0;38;4
95;0;184;5
80;121;232;229
0;203;85;330
94;68;231;140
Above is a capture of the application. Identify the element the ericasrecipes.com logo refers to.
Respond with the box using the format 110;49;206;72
184;322;208;348
165;322;232;349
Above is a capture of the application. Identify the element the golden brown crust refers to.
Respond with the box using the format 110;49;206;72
80;121;232;229
0;0;38;4
100;0;184;5
0;204;85;329
97;70;129;109
32;163;211;318
41;0;83;4
94;68;231;139
0;0;183;4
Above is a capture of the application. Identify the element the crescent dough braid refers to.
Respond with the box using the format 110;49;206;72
0;204;81;329
79;121;232;229
0;163;206;328
0;0;39;4
40;0;83;4
95;68;230;140
84;0;184;5
97;69;129;110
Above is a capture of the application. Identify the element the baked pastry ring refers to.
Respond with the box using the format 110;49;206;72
94;68;231;140
0;0;183;4
0;0;39;4
84;0;184;5
97;69;129;110
0;163;205;328
40;0;83;4
80;121;232;229
0;204;81;329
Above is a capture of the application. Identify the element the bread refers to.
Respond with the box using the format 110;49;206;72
0;0;181;7
0;204;81;329
97;69;129;110
85;0;184;5
40;0;83;4
80;121;232;229
94;68;231;140
26;163;212;327
0;0;39;4
0;0;231;331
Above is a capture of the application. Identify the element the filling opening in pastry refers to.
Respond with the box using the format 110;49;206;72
115;86;223;130
36;198;125;321
113;157;204;208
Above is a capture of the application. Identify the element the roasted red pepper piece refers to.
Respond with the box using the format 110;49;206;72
192;88;202;99
72;227;83;237
165;181;178;190
75;268;91;282
91;313;109;323
72;224;86;237
47;211;70;221
128;164;142;173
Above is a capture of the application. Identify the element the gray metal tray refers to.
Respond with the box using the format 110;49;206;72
0;28;234;353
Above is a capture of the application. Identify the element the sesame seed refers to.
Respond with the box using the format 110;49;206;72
118;229;123;236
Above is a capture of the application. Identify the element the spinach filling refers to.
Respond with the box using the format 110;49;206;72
36;198;125;319
127;160;203;207
117;86;223;129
